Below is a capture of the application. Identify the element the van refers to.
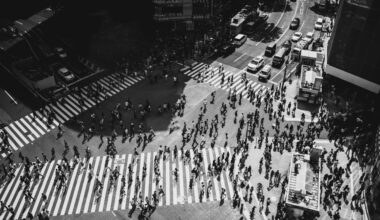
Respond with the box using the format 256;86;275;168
272;48;286;68
265;43;276;57
233;34;247;47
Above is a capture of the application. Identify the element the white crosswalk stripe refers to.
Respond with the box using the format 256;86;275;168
0;147;238;218
0;74;144;157
182;62;271;104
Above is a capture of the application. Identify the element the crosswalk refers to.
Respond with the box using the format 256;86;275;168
182;62;271;101
0;73;144;158
0;147;238;219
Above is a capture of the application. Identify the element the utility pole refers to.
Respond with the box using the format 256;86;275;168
281;56;290;96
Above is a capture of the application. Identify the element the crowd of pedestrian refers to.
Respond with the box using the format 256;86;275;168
0;58;378;220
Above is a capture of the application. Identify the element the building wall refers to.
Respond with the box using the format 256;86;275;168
326;0;380;94
153;0;211;22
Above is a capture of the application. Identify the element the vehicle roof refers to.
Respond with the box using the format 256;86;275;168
58;67;69;73
275;47;286;57
306;32;314;36
253;56;263;62
235;34;246;39
267;43;276;48
316;18;323;22
294;32;302;35
262;64;271;71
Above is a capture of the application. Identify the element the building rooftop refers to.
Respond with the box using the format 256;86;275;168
286;153;321;213
0;8;54;51
230;5;254;27
300;65;323;91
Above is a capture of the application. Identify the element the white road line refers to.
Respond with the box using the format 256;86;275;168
53;160;74;216
222;148;234;196
4;126;23;148
165;156;170;205
10;123;29;145
190;149;199;203
202;148;213;201
172;157;177;205
76;158;93;214
128;156;138;209
208;148;220;200
121;154;132;210
99;158;112;212
144;152;151;205
184;154;192;204
150;152;157;207
214;148;227;198
20;162;49;219
61;160;80;215
114;154;126;211
20;118;39;138
30;161;57;215
83;156;102;213
158;154;164;206
233;54;246;62
106;156;118;212
178;151;185;204
26;114;48;134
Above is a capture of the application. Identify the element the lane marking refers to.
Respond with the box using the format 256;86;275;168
256;1;288;46
4;90;17;104
233;54;246;62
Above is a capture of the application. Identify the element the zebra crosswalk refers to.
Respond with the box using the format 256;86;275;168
0;146;239;219
0;74;144;158
182;62;271;101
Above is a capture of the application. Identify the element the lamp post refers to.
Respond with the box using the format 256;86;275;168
281;56;290;96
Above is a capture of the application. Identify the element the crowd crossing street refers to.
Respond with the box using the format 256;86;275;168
0;73;144;158
0;145;259;220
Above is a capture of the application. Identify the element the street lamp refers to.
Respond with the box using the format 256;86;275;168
281;56;290;96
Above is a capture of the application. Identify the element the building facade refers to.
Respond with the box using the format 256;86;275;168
153;0;216;30
326;0;380;94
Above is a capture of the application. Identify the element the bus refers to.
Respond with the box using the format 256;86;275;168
272;48;286;68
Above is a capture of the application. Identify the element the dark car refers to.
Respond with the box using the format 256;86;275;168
290;18;300;30
264;43;277;57
281;40;292;55
220;43;235;56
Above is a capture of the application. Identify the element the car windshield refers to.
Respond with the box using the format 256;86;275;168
252;59;261;64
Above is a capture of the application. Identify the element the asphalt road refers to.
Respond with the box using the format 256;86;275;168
213;0;323;89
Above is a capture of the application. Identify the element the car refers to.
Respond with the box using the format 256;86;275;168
233;34;247;47
247;56;264;73
57;67;75;82
265;43;277;57
290;18;300;30
55;47;67;58
314;18;323;30
291;32;303;42
282;40;292;55
303;32;314;44
258;65;272;81
220;43;235;56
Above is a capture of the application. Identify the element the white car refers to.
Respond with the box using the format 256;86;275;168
314;18;323;30
258;64;272;81
57;67;75;82
247;56;264;73
303;32;314;44
291;32;302;42
233;34;247;47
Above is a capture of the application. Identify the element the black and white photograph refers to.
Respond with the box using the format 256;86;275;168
0;0;379;219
